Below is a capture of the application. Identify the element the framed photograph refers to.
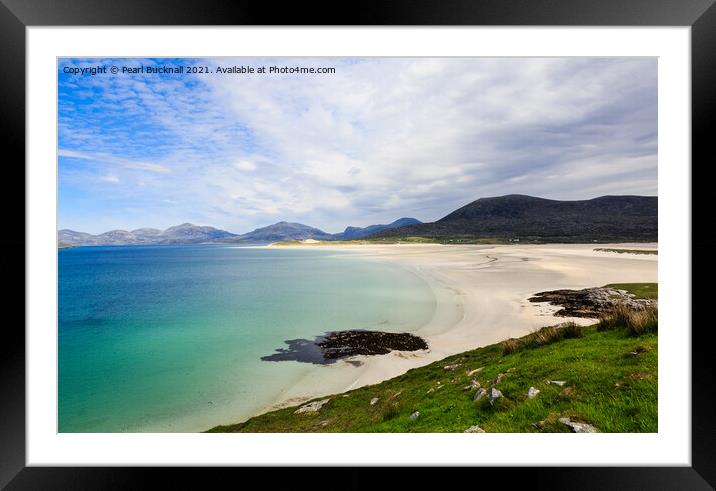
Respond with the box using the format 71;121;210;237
4;0;714;486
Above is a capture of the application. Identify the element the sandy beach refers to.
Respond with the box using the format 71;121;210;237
257;242;657;415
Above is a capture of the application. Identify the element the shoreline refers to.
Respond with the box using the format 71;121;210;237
243;242;658;421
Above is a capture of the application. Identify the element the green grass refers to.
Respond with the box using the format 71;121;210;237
207;322;657;433
603;283;658;300
594;248;657;255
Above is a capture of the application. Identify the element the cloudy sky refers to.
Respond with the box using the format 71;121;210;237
58;57;657;234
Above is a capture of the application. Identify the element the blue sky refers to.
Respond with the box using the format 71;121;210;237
58;57;657;234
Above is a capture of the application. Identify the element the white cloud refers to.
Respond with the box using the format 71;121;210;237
233;160;257;172
59;148;171;173
59;57;657;233
99;174;120;184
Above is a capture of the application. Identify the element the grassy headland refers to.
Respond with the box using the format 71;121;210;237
604;282;658;300
208;284;658;433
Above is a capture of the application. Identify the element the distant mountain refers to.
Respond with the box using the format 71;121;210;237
333;217;422;240
225;221;333;243
369;195;657;242
58;223;237;246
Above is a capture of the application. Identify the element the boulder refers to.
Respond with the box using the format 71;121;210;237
409;411;420;421
463;380;481;391
527;387;540;399
464;425;486;433
294;399;330;414
488;387;503;405
558;417;598;433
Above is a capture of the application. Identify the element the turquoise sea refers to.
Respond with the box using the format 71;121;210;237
58;245;437;432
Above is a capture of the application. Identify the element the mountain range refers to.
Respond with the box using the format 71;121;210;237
58;217;422;246
58;223;237;246
58;194;657;246
369;195;657;242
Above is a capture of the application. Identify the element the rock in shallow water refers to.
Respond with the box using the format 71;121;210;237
262;330;429;365
319;330;429;359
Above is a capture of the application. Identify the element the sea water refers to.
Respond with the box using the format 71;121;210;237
58;245;436;432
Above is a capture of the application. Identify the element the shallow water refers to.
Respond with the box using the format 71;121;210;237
58;245;436;432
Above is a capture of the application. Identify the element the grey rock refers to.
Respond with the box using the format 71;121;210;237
294;399;330;414
443;363;461;371
466;367;484;376
464;425;486;433
370;397;379;405
463;380;481;391
547;380;567;386
488;387;503;405
559;417;598;433
409;411;420;421
527;387;540;399
473;387;487;402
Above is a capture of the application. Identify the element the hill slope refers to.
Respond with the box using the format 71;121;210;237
370;195;657;242
333;217;422;240
226;221;334;243
208;323;657;433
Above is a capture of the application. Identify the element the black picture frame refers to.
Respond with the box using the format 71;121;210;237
2;0;714;487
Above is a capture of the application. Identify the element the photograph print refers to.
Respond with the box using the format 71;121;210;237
58;57;657;433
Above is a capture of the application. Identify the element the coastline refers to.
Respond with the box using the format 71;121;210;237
246;242;658;420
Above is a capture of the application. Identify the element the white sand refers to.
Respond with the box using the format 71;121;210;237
257;242;657;414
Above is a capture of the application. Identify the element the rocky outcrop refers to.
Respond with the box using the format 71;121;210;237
317;330;429;359
529;287;656;318
262;330;428;364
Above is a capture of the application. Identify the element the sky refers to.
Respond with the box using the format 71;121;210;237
58;57;657;235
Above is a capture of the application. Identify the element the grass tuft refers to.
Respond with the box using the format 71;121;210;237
598;305;658;335
502;322;584;355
